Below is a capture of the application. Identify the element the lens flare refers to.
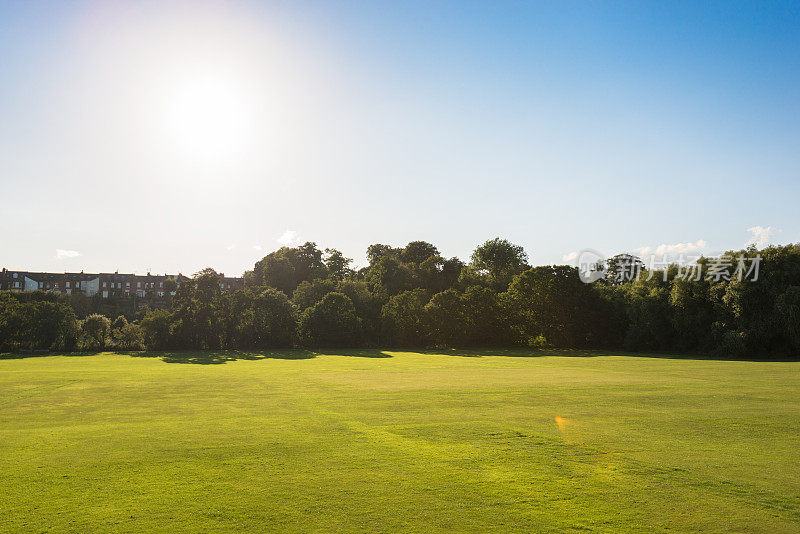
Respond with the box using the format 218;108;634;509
554;416;570;433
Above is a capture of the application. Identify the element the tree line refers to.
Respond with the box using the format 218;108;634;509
1;239;799;358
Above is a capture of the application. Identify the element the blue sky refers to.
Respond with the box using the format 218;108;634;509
1;1;798;275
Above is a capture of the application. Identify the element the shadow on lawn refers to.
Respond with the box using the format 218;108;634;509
130;350;315;365
4;348;795;364
131;348;393;365
409;347;800;362
409;348;602;358
0;351;101;360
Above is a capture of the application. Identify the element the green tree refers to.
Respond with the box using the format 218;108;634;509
619;272;675;351
424;289;464;347
503;266;604;348
249;242;327;294
461;285;506;346
0;295;78;351
381;289;429;347
366;244;402;265
401;241;439;265
79;314;111;351
229;288;298;349
366;255;413;298
324;248;354;280
116;323;145;351
669;276;715;352
468;238;529;290
292;279;336;310
140;309;171;350
335;280;382;345
603;254;646;285
169;269;223;349
298;292;359;348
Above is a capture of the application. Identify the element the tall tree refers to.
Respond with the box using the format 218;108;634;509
324;248;354;280
249;242;327;294
467;238;530;290
401;241;439;265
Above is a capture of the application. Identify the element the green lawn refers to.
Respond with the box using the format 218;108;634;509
1;350;798;533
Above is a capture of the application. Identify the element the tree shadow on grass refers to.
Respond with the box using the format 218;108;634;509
6;348;794;364
326;349;393;358
407;348;582;358
414;347;800;362
0;351;104;360
133;349;394;364
131;349;317;365
3;348;393;364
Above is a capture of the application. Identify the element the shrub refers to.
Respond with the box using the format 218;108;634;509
0;295;78;352
140;310;172;350
116;323;145;351
79;314;111;351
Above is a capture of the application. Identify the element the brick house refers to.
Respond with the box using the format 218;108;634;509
0;269;243;298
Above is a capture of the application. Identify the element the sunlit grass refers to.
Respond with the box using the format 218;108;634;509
0;350;798;532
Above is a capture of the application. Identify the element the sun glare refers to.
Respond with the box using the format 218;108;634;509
159;72;254;169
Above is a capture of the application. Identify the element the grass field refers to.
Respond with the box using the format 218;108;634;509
1;350;798;533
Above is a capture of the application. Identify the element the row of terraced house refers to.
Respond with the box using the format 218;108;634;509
0;268;244;298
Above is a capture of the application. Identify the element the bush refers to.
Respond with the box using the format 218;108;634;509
78;314;111;351
0;294;78;352
140;310;172;350
116;323;145;351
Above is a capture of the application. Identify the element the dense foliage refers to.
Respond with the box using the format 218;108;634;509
2;239;799;358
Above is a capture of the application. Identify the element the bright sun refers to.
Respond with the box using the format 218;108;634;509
159;72;253;169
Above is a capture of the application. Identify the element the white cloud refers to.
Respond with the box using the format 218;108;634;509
226;244;236;251
636;239;707;257
745;226;773;247
562;251;579;262
55;249;81;259
277;229;299;246
252;245;262;251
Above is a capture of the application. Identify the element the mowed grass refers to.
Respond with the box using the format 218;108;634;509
1;350;799;533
